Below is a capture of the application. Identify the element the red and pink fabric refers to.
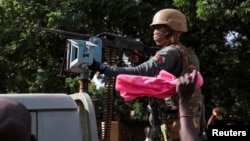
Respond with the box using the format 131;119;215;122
115;70;203;101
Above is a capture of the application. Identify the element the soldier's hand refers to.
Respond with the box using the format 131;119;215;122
129;50;148;65
88;59;106;79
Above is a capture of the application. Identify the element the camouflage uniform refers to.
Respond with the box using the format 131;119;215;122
104;45;206;140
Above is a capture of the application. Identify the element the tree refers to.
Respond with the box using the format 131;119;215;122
0;0;249;122
173;0;250;121
0;0;173;120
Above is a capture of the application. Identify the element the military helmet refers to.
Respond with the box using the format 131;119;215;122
150;9;187;32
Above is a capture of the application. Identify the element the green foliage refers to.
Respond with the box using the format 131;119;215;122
87;81;107;120
175;0;250;121
64;75;80;93
0;0;249;122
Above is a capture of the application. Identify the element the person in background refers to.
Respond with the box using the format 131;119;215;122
176;70;200;141
207;107;224;127
144;126;152;141
0;97;37;141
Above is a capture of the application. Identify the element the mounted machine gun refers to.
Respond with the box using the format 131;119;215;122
30;24;159;141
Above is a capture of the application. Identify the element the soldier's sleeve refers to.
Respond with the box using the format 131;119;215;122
104;47;181;77
155;47;180;69
104;57;160;77
153;47;182;77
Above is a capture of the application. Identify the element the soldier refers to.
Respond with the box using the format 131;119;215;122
144;126;152;141
89;8;206;141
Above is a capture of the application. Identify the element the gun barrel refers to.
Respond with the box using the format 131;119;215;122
30;25;91;40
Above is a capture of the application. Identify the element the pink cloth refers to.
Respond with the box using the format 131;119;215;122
115;70;203;101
